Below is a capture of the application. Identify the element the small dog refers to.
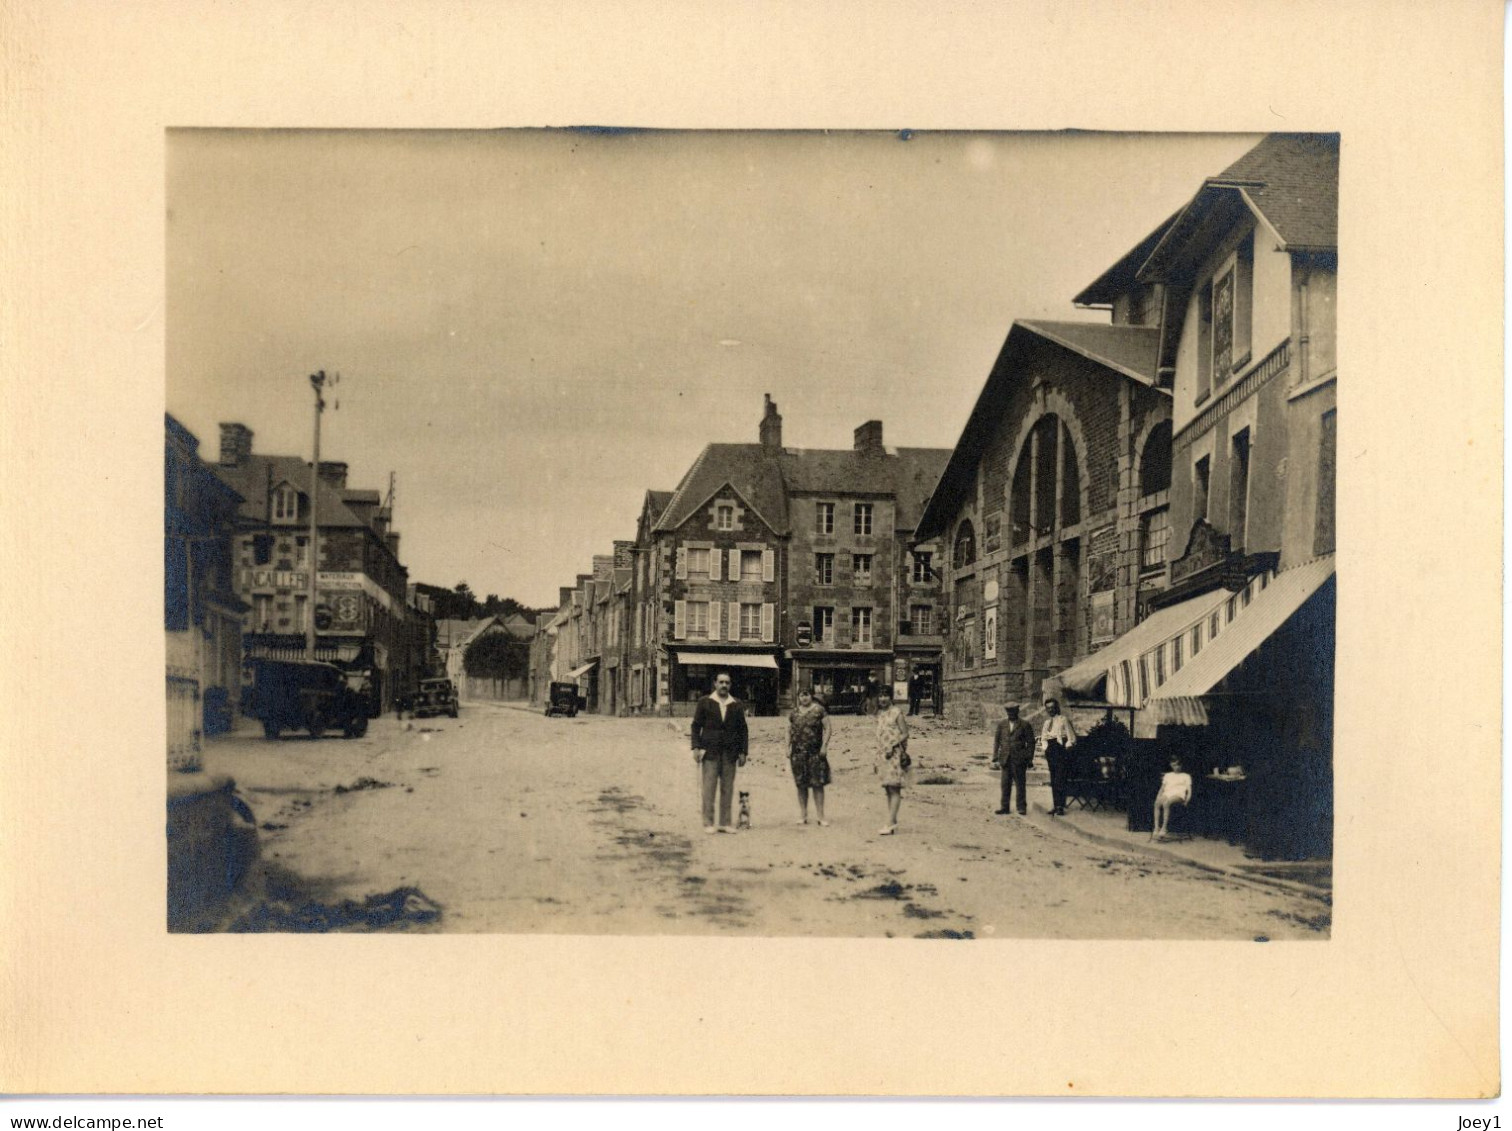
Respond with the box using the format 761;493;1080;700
736;791;751;830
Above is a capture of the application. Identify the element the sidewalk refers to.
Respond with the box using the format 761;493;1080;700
1033;796;1332;904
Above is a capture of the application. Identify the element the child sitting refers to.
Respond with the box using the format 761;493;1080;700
1152;757;1193;842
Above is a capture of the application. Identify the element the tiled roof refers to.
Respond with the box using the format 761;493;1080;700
1209;133;1338;250
779;448;895;496
654;444;790;534
646;490;675;523
1139;133;1338;282
915;320;1162;540
213;454;367;528
1017;321;1161;385
892;448;953;532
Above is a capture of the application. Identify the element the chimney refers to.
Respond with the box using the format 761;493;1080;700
592;555;615;580
613;540;635;569
317;461;348;489
559;586;575;607
218;423;253;467
854;420;884;456
759;394;783;451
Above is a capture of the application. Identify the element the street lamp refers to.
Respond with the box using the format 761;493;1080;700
306;370;327;661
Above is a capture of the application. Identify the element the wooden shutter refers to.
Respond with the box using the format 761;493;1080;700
728;549;740;582
761;603;775;643
836;616;851;648
673;600;686;639
727;601;740;642
762;549;775;583
710;548;722;581
675;548;687;580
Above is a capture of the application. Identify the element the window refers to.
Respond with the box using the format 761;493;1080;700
1140;421;1172;496
910;604;935;636
813;606;834;642
853;503;873;536
851;606;873;646
815;553;834;585
1315;409;1337;555
686;601;710;637
912;552;933;584
687;547;711;577
272;483;299;523
252;594;273;632
252;534;273;565
852;553;873;585
1140;508;1170;573
715;504;734;531
815;502;835;535
740;550;763;582
1193;456;1211;523
1212;263;1236;378
293;595;308;632
295;536;309;568
1229;428;1251;549
1197;284;1214;402
739;603;762;639
953;521;976;569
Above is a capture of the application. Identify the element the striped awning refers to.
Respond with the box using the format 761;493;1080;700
1144;555;1336;726
1046;586;1232;705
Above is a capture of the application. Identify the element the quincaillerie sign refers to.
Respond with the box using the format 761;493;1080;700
241;568;307;590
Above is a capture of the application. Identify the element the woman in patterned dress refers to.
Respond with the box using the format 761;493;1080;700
873;688;910;834
787;687;833;825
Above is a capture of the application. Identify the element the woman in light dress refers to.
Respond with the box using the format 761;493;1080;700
873;688;910;834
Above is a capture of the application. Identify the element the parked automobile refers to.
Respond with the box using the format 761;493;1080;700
246;658;371;740
545;681;584;717
413;677;460;719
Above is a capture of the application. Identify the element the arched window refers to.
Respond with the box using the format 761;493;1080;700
1139;420;1173;497
953;520;976;569
1011;414;1083;537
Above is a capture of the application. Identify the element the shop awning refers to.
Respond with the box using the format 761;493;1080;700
1046;586;1233;704
567;660;598;678
1145;555;1336;726
675;652;778;669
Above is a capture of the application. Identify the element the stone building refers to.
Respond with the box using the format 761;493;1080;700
211;422;410;710
624;397;949;716
165;414;247;767
915;314;1175;726
1047;133;1338;859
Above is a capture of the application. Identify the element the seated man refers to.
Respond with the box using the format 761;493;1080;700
1152;757;1193;842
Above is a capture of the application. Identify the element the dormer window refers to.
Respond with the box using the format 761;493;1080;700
271;483;299;524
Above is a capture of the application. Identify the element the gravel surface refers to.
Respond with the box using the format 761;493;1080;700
203;703;1330;938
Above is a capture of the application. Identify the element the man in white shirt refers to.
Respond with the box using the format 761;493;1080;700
1040;696;1078;816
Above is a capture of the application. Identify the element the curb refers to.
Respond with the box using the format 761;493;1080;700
1032;801;1332;904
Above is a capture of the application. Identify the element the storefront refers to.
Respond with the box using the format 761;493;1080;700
786;649;893;714
668;648;779;716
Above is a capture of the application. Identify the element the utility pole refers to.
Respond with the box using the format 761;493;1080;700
306;370;328;661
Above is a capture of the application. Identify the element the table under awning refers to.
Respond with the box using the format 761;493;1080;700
1143;555;1336;727
567;660;598;678
674;652;778;669
1045;586;1232;706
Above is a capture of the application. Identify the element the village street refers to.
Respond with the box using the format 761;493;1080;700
204;702;1329;938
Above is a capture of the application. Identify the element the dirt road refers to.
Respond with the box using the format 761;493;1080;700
205;703;1329;938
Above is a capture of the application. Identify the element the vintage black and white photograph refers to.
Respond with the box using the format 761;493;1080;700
165;128;1337;939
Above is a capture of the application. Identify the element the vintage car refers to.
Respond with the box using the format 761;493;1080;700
246;658;371;740
544;681;584;718
413;677;460;719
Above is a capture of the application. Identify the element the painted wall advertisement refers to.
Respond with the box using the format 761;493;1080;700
1091;590;1116;645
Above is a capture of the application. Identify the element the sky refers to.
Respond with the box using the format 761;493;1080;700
166;129;1257;609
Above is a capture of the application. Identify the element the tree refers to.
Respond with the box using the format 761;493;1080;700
463;630;529;681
